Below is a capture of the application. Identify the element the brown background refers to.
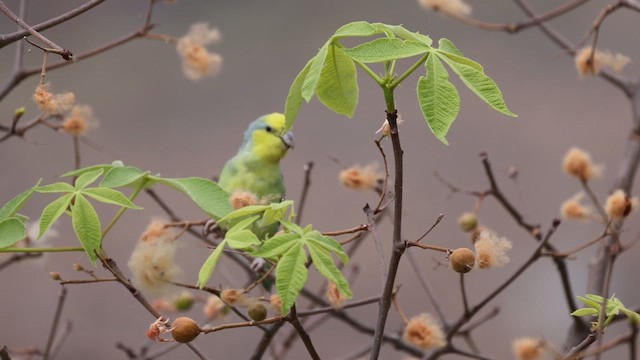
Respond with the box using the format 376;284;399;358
1;0;639;359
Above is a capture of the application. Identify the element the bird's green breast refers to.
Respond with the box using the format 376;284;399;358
218;152;285;201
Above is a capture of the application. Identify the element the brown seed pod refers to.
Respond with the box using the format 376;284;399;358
450;248;475;273
171;317;201;343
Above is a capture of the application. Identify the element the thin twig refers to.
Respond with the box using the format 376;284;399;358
296;161;314;225
414;213;444;243
406;249;447;324
460;274;470;317
43;286;67;360
287;305;321;360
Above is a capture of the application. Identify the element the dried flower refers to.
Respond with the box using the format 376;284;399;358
474;230;512;269
270;294;282;314
605;189;637;220
176;23;223;81
339;163;382;191
418;0;471;16
560;193;592;221
203;295;226;320
33;83;75;114
229;190;258;209
449;248;475;273
375;114;404;137
61;105;96;137
326;282;347;309
128;220;180;295
220;288;249;307
563;147;602;181
513;337;545;360
147;317;172;342
403;313;446;350
575;46;630;76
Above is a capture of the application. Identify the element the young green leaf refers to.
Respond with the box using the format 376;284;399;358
279;219;305;236
435;39;483;72
438;54;516;117
226;229;261;250
261;201;293;228
197;239;227;288
276;242;308;316
36;182;75;193
227;215;261;234
100;166;147;188
62;164;113;178
316;46;359;118
71;194;102;265
251;233;299;259
307;242;353;298
342;38;429;63
301;40;331;102
571;308;599;317
284;59;312;132
38;193;73;239
333;21;380;38
305;231;349;264
0;217;26;248
620;308;640;325
74;169;104;190
0;180;40;220
577;295;602;310
218;204;269;225
81;187;142;209
373;23;433;46
418;54;460;145
154;177;232;219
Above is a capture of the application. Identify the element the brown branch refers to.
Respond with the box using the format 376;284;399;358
414;213;444;243
43;286;67;360
431;0;589;33
0;0;106;47
406;241;449;253
202;316;283;334
296;161;314;225
287;305;321;360
322;224;368;236
584;2;624;74
364;203;387;288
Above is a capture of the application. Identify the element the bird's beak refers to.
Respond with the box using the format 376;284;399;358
281;131;294;149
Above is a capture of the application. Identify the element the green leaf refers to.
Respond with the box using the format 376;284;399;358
81;187;142;209
571;308;599;317
305;231;349;264
276;242;308;316
577;295;602;310
38;193;73;239
100;166;147;188
620;307;640;324
154;177;232;219
0;180;40;220
373;23;432;46
301;40;331;102
36;182;75;193
307;242;353;298
218;204;269;225
333;21;380;38
62;164;113;178
252;233;299;258
435;39;483;72
280;219;304;236
75;169;104;189
227;215;261;234
226;229;261;250
585;294;605;303
418;54;460;145
342;38;429;63
0;218;26;248
284;59;312;132
261;201;294;228
197;240;227;288
71;194;102;265
438;54;517;117
437;38;464;56
316;46;359;118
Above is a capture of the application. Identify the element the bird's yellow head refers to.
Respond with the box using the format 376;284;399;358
243;113;294;163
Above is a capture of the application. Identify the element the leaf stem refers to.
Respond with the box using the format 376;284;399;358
389;52;429;90
101;179;148;238
354;61;384;86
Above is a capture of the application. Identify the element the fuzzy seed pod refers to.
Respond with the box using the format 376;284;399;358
171;317;201;343
450;248;475;273
248;302;268;321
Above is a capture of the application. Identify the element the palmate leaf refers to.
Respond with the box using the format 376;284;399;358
0;217;26;248
284;59;312;132
35;182;75;193
276;242;308;316
197;239;227;288
62;164;114;178
71;194;102;265
0;180;40;220
304;231;348;264
81;187;142;209
153;177;232;220
418;53;460;145
100;166;148;188
74;169;104;189
301;39;331;102
341;38;429;63
251;233;299;259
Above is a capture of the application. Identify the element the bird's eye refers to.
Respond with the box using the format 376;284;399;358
265;126;273;133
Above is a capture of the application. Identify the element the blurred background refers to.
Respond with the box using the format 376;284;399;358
0;0;639;358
